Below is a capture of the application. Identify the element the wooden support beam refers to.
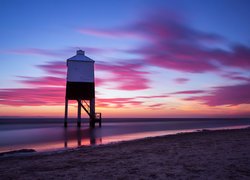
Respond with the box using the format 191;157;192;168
99;113;102;127
90;98;95;128
77;128;81;146
77;99;81;127
80;101;91;117
64;98;68;128
64;129;68;148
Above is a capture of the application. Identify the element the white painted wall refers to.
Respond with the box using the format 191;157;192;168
67;61;94;82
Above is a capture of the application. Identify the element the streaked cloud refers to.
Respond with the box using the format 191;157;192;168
96;62;150;90
0;87;65;106
0;60;151;106
1;46;116;57
221;72;250;82
18;76;65;87
173;78;189;84
0;9;249;113
171;90;207;95
184;83;250;106
79;11;250;74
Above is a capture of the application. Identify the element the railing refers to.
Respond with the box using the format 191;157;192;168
95;113;102;127
95;113;102;120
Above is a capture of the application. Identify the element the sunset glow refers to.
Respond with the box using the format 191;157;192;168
1;0;250;118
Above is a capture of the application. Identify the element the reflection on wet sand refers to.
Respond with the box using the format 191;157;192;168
1;119;250;153
64;127;102;148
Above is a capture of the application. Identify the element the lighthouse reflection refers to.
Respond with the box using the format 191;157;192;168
64;127;102;148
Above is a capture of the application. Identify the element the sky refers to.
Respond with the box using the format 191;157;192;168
0;0;250;118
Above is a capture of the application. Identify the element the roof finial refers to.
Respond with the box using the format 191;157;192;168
77;50;85;55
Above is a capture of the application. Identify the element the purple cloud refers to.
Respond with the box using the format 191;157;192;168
184;83;250;106
173;78;189;84
0;58;152;106
80;11;250;74
135;95;168;99
18;76;65;87
96;62;150;90
1;10;250;108
147;103;166;109
171;90;207;95
221;72;250;82
38;60;151;91
217;45;250;70
37;61;66;76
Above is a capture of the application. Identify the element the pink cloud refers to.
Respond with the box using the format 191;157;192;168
37;61;151;90
184;83;250;106
82;13;223;73
19;76;65;87
97;95;168;108
127;14;223;73
173;78;189;84
0;87;65;106
129;16;249;73
0;59;151;106
95;77;107;87
37;61;66;76
96;98;143;108
0;61;67;106
128;11;225;44
80;11;250;75
146;53;218;73
96;63;150;90
0;87;146;107
2;10;249;108
0;87;145;107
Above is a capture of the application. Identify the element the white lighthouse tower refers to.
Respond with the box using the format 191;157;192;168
64;50;101;128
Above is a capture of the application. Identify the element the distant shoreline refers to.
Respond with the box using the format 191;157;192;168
1;128;250;179
0;117;249;124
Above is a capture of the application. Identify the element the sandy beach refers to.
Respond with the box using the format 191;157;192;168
0;128;250;179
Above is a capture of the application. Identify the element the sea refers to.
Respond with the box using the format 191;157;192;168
0;118;250;153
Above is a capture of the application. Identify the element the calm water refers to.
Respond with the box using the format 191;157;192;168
0;118;250;153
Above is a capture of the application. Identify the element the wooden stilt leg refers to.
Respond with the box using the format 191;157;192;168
64;128;68;148
90;98;95;128
64;98;68;128
77;100;81;127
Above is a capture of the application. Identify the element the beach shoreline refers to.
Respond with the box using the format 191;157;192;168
1;128;250;179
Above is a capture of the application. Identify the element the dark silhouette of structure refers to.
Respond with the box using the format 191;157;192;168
64;50;102;128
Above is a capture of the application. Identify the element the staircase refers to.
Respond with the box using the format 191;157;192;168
80;100;102;127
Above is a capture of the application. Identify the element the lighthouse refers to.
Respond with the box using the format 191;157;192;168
64;50;101;128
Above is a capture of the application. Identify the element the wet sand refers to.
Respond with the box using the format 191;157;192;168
0;128;250;179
